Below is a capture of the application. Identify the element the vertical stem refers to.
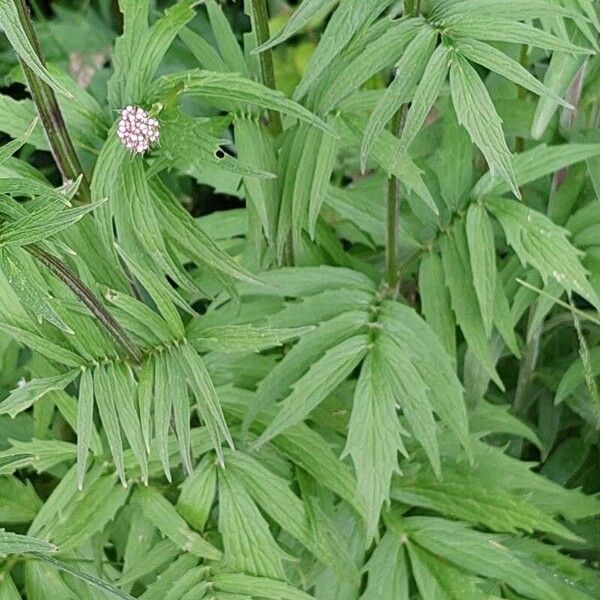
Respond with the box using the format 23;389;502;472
514;44;529;155
250;0;283;137
13;0;91;204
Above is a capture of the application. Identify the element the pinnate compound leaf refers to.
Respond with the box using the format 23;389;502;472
486;197;600;309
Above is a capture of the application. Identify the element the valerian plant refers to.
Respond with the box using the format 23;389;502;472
0;0;597;598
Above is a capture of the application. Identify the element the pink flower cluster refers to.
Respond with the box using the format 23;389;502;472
117;105;160;154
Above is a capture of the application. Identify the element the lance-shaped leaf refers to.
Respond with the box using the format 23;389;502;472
0;371;78;418
0;531;56;557
136;487;222;560
362;25;437;170
466;203;497;338
397;44;451;155
450;53;519;199
251;334;369;449
343;345;406;540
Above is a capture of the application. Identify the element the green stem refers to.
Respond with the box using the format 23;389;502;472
514;44;528;156
27;245;143;364
13;0;91;204
250;0;283;137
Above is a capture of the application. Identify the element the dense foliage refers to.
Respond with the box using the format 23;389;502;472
0;0;598;598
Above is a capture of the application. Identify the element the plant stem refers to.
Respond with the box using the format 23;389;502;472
385;0;421;295
27;245;143;364
13;0;91;204
250;0;283;137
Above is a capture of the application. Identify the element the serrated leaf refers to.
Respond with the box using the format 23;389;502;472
397;44;451;155
136;487;222;560
361;25;437;170
419;251;456;362
474;143;600;198
293;0;393;99
457;38;573;109
0;371;77;418
212;573;314;600
0;323;83;367
486;196;600;309
177;454;216;531
252;334;369;449
398;516;564;600
343;346;405;540
0;117;38;166
445;15;593;53
254;0;338;51
0;530;56;557
361;531;409;600
466;203;497;337
450;53;519;199
440;222;503;387
156;70;335;135
189;323;314;354
75;368;94;490
218;467;288;579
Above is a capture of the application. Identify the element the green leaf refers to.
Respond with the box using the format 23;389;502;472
93;365;126;486
218;467;288;579
379;332;440;476
0;0;72;98
397;44;451;154
177;454;216;531
180;342;234;461
343;346;405;540
0;198;105;247
456;38;573;109
555;346;600;404
189;323;314;354
156;70;335;135
0;117;38;166
407;543;486;600
30;553;136;600
361;25;437;170
293;0;393;99
0;530;56;557
212;573;314;600
225;450;357;580
251;334;369;449
419;251;456;362
436;0;587;20
75;368;94;490
474;143;600;198
0;322;83;368
486;197;600;309
440;222;503;388
393;470;579;540
398;516;564;600
450;53;519;199
205;0;247;74
361;532;409;600
136;487;222;560
254;0;338;51
466;203;497;337
445;15;593;53
0;371;78;418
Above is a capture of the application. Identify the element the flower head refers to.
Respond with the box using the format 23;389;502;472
117;105;160;154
